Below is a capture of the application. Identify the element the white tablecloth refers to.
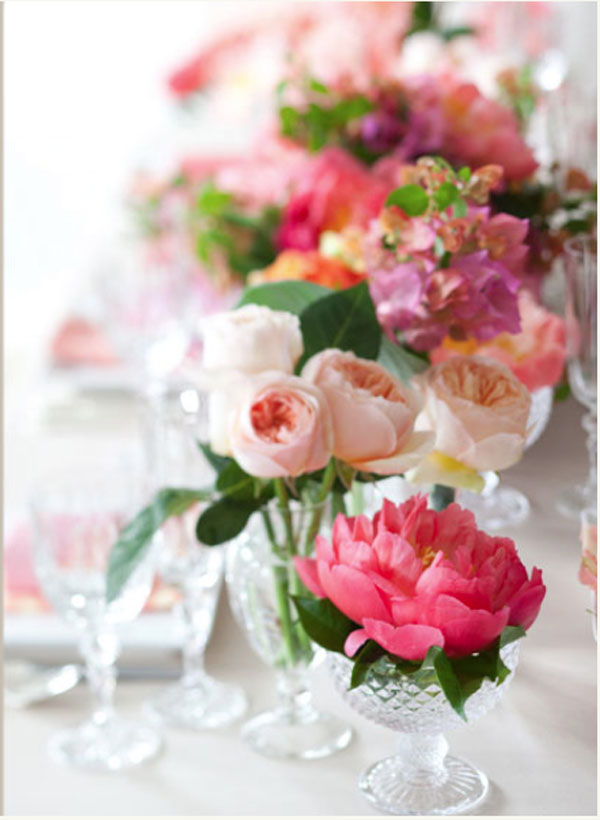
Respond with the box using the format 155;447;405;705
4;394;597;816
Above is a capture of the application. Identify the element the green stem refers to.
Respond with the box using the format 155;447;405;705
302;459;338;555
430;484;456;511
261;510;296;667
274;478;296;555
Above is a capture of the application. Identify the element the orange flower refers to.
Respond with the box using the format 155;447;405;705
249;250;366;290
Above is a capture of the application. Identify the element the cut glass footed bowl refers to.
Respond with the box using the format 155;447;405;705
329;641;519;815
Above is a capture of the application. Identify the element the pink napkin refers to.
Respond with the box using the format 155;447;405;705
51;317;120;368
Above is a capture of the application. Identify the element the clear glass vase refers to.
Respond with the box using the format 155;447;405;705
226;499;353;759
458;386;553;531
329;642;520;815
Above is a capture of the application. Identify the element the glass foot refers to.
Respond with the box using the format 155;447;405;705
458;486;530;532
557;483;597;520
48;716;162;771
145;677;247;730
241;707;352;760
359;753;489;815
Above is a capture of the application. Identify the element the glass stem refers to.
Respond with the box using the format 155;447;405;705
582;409;597;491
80;628;120;727
275;666;316;724
396;733;450;787
180;584;215;688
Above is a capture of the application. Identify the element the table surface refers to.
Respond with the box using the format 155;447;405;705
4;392;597;816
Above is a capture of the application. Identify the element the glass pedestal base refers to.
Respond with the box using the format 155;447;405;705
557;483;597;520
359;753;489;816
459;486;530;532
241;707;352;760
145;677;247;730
48;716;162;771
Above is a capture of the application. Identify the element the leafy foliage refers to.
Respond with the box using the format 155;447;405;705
106;487;213;603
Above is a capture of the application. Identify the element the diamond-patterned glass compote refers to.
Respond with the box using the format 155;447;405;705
329;642;520;815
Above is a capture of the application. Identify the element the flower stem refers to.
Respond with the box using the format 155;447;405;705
430;484;455;511
261;509;296;667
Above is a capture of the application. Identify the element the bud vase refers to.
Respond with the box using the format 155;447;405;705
329;642;520;815
226;499;353;759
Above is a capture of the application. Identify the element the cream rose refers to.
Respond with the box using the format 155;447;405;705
228;373;334;478
198;305;303;454
301;349;433;474
201;304;303;374
412;356;531;477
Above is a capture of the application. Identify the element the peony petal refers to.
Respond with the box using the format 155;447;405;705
363;618;445;661
318;562;392;625
293;557;326;598
344;628;369;657
508;568;546;630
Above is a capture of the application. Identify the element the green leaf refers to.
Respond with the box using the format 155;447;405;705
350;639;386;689
195;183;233;216
195;498;262;545
434;182;459;211
377;336;429;384
452;198;468;218
424;645;467;721
499;624;526;649
292;596;356;653
237;281;330;314
458;166;471;182
385;184;429;217
106;487;213;603
333;95;374;123
440;25;476;41
299;282;381;366
553;379;570;402
199;443;232;475
308;77;329;94
279;105;300;137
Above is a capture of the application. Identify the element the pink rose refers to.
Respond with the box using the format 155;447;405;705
295;495;545;660
413;356;531;476
228;373;333;478
302;349;433;474
430;291;567;392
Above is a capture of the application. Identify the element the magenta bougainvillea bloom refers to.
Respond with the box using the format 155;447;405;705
295;495;545;662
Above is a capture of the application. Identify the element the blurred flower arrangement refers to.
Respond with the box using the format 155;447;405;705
119;0;594;372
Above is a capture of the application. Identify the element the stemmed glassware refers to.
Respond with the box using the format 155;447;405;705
227;499;353;760
458;385;554;531
557;235;597;518
329;642;520;815
143;386;248;729
31;468;162;771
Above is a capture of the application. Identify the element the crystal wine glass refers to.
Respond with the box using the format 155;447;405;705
31;469;162;771
557;235;597;518
143;386;247;729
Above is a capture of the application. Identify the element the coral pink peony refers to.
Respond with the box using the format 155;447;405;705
302;349;433;474
430;290;567;392
277;148;391;251
295;495;545;661
228;373;333;478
